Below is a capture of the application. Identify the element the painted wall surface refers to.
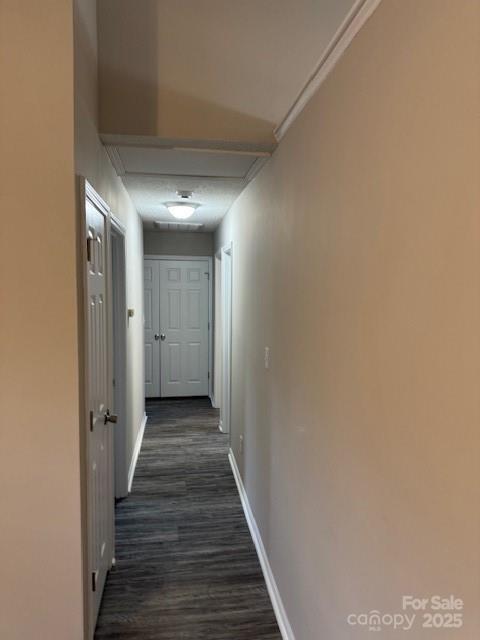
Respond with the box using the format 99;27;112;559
97;0;356;143
0;3;84;639
75;0;145;487
215;1;480;638
144;230;213;256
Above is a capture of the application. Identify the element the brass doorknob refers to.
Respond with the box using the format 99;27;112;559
104;410;118;425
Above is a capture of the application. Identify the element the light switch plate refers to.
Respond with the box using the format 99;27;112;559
264;346;270;369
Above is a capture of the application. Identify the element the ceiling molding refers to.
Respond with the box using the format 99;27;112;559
244;156;270;183
101;134;276;156
153;221;204;232
274;0;384;141
105;144;126;176
121;172;248;183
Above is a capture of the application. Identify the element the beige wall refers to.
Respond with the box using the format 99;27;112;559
75;0;145;502
0;3;84;639
215;1;480;638
96;0;357;144
144;230;213;256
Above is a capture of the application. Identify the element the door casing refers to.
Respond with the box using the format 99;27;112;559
79;179;117;639
110;218;128;499
144;254;213;401
219;244;233;435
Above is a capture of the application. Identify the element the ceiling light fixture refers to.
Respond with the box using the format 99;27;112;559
176;190;193;199
167;203;197;219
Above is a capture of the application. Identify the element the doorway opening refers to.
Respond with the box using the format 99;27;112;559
110;219;128;499
215;243;233;436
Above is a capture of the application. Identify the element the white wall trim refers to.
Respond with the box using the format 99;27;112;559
220;244;232;435
228;449;295;640
85;178;110;215
101;133;277;155
105;144;126;177
128;413;147;492
109;221;129;499
274;0;384;141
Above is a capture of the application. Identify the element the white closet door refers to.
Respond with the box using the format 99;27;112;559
144;259;160;397
159;259;209;397
85;191;114;628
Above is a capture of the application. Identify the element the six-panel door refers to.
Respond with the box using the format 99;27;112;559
144;259;210;398
86;196;114;628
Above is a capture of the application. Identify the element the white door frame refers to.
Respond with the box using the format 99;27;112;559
212;252;223;409
79;178;117;638
219;243;233;434
110;216;128;499
144;254;213;400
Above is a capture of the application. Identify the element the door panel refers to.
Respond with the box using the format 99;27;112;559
160;259;209;397
85;193;114;629
144;259;160;397
186;289;201;328
168;290;181;329
168;342;181;383
187;342;201;381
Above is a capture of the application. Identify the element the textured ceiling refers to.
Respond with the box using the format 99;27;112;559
122;173;247;231
104;139;271;230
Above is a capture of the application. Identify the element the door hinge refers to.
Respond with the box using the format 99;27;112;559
91;570;98;592
208;371;210;379
86;237;93;263
208;322;210;330
89;410;94;432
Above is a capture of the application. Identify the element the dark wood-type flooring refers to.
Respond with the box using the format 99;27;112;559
95;397;281;640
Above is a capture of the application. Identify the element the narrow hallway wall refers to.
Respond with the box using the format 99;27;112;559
215;1;480;638
74;0;145;485
0;2;84;638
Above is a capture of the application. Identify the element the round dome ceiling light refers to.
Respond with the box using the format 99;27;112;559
166;203;197;219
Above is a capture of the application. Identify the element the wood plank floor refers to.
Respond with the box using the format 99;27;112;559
95;397;281;640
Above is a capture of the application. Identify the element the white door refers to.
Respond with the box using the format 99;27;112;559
85;186;115;630
160;259;210;397
144;258;210;398
144;259;160;397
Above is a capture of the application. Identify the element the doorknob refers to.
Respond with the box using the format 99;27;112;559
160;333;166;341
104;410;118;425
154;333;160;340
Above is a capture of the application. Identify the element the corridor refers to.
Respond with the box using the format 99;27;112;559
94;399;281;639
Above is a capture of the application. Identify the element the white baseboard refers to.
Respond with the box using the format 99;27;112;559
128;413;147;492
228;449;295;640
